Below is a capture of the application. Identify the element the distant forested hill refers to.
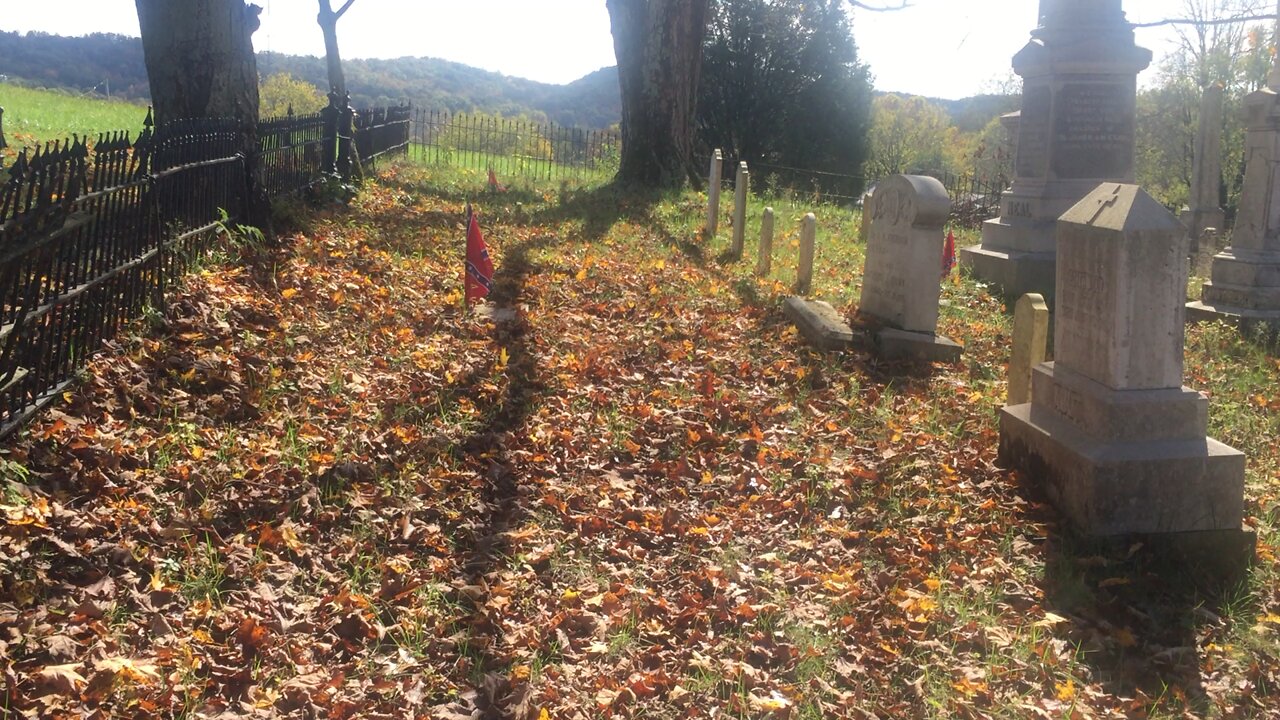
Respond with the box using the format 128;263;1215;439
0;31;621;128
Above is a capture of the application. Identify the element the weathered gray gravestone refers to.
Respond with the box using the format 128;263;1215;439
705;149;723;237
1007;293;1049;405
960;1;1152;301
732;162;749;258
756;207;774;276
1188;8;1280;328
1001;183;1249;547
795;213;816;295
858;175;962;362
1182;83;1226;254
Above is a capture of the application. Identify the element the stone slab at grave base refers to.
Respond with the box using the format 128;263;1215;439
783;297;853;351
1186;300;1280;327
959;243;1057;302
1000;404;1245;536
875;327;963;364
998;366;1245;538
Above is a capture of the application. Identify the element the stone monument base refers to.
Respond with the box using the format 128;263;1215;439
875;327;963;363
959;243;1056;301
1186;299;1280;325
783;297;854;351
999;364;1245;537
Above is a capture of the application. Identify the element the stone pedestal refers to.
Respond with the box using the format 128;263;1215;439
1000;183;1249;546
961;3;1152;301
857;174;962;362
1189;71;1280;326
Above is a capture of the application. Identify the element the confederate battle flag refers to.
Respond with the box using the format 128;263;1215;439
465;204;494;303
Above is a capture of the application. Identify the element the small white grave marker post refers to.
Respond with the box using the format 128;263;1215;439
732;162;749;258
705;150;722;236
796;213;816;295
757;207;775;276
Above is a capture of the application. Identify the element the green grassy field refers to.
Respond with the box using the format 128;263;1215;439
1;83;150;157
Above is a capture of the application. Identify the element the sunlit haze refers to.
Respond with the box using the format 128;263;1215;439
5;0;1191;98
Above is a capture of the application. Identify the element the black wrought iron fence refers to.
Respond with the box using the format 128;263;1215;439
356;105;411;165
258;108;327;198
411;109;620;182
0;94;412;436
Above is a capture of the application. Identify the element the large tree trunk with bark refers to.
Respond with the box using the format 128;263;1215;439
606;0;710;189
135;0;262;132
135;0;267;228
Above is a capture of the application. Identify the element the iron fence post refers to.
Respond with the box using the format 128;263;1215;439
338;93;354;179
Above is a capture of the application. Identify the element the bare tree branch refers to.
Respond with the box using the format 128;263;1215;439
334;0;357;20
846;1;911;11
1132;13;1276;28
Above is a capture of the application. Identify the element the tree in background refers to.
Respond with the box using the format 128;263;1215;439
1134;0;1275;213
317;0;358;98
605;0;711;188
865;94;958;179
697;0;873;198
259;72;326;118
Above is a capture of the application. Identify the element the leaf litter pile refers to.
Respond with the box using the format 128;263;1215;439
2;163;1279;719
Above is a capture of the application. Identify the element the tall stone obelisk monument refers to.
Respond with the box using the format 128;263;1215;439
960;0;1152;300
1188;0;1280;326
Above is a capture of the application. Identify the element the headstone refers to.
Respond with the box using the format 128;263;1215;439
1188;6;1280;328
1000;183;1249;545
757;207;775;276
732;162;749;258
858;175;963;362
1008;293;1049;405
1181;83;1226;253
705;150;723;236
960;2;1153;301
796;213;816;294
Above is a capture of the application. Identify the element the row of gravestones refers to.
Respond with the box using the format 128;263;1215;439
790;169;1253;570
775;0;1261;568
705;152;818;291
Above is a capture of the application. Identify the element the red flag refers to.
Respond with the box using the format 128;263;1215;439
941;229;957;280
487;167;506;193
465;205;494;303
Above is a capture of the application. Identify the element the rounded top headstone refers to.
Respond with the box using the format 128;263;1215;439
872;175;951;231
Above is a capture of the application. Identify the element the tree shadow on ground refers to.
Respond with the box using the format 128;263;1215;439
434;232;558;719
532;181;668;243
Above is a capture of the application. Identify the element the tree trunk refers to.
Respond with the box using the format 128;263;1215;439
606;0;710;189
317;0;348;97
135;0;261;133
135;0;268;229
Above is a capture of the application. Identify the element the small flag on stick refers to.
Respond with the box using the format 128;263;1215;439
942;229;957;280
487;167;506;193
465;204;494;305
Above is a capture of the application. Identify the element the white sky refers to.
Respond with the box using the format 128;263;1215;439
3;1;1192;98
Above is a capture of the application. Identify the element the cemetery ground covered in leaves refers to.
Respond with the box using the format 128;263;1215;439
2;161;1280;720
